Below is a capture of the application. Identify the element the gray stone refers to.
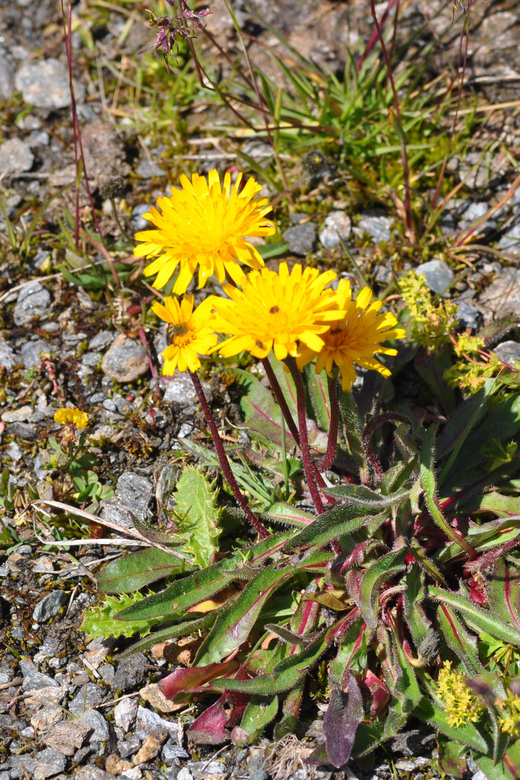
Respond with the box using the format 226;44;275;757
20;660;59;691
15;59;71;109
357;213;393;243
136;159;166;178
1;404;33;423
77;709;109;742
416;259;454;295
493;341;520;366
249;771;269;780
100;499;135;531
163;372;198;405
114;473;153;521
114;652;148;692
498;224;520;253
69;683;105;714
480;267;520;319
131;204;150;232
461;201;488;222
282;223;317;255
319;210;351;249
74;768;114;780
33;590;69;622
0;137;34;174
20;747;66;779
7;422;37;441
14;282;52;326
101;334;149;382
162;741;190;763
0;340;16;369
456;300;481;330
0;60;15;99
20;339;51;368
81;351;102;368
136;705;178;737
89;330;114;351
118;736;141;759
42;720;92;756
114;696;138;732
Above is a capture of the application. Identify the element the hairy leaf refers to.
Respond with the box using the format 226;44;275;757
195;550;330;664
415;697;488;753
428;587;520;645
233;695;279;743
358;548;407;629
97;548;189;594
323;670;364;768
173;466;222;568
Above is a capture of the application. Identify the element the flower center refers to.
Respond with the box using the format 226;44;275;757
167;322;194;348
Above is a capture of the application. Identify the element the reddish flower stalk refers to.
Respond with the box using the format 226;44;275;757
286;358;325;515
188;370;269;538
320;376;339;471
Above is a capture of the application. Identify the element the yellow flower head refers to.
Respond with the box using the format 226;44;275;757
210;262;345;361
54;407;89;429
134;170;275;294
297;279;405;391
152;294;218;375
435;661;483;728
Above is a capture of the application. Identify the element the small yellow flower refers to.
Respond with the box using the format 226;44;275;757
435;661;483;728
54;407;89;429
210;262;345;361
152;294;218;375
297;279;405;391
134;170;275;294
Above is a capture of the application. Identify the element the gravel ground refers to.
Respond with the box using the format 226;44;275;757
2;0;520;778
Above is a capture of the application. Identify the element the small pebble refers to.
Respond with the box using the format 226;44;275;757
319;210;352;249
282;223;317;256
14;282;51;326
15;58;71;109
416;259;454;295
498;223;520;253
32;590;68;622
493;340;520;366
114;652;148;692
102;334;149;383
357;213;393;243
0;137;34;174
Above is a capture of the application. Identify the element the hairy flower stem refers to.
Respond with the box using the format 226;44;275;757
189;370;269;538
320;376;339;471
286;358;325;515
262;358;335;506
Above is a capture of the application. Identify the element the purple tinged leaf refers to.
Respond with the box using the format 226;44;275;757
159;659;239;699
323;670;364;768
188;689;250;745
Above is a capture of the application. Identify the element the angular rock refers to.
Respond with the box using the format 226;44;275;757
416;259;454;295
14;282;52;326
77;709;110;742
133;733;166;765
456;300;482;331
163;372;198;405
20;339;51;368
20;660;59;692
20;747;66;779
136;159;166;178
105;754;133;775
319;210;351;249
33;590;68;622
140;683;181;714
498;224;520;253
493;340;520;367
114;653;148;692
1;405;33;423
0;60;15;99
114;696;138;733
75;768;114;780
282;223;317;256
15;59;71;109
0;339;16;369
357;213;393;243
31;705;65;732
115;473;153;522
136;705;178;738
0;138;34;174
69;683;105;714
102;334;149;382
479;267;520;319
42;720;92;756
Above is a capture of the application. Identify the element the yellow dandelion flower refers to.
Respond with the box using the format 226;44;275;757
435;661;483;728
152;294;218;375
54;407;89;429
297;279;405;391
209;262;346;361
134;170;275;294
